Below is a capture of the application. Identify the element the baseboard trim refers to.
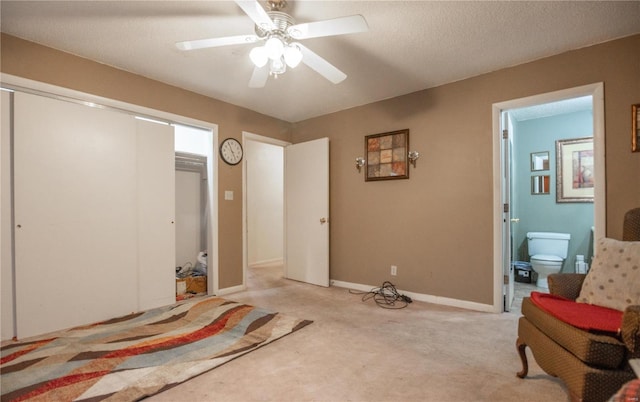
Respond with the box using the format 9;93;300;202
215;284;246;296
330;280;497;313
248;258;284;268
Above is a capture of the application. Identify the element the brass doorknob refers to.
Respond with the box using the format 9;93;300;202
320;218;327;224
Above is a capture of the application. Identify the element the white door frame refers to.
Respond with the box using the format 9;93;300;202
492;83;605;313
241;131;290;290
501;111;515;312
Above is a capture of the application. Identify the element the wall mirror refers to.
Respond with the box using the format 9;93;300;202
531;175;550;195
531;151;549;171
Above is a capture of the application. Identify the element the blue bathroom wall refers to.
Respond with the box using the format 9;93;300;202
512;110;594;272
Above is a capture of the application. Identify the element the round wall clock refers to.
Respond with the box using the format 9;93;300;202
220;138;243;165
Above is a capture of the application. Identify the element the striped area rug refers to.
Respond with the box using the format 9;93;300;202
1;297;312;401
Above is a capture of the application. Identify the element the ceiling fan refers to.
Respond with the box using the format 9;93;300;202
176;0;369;88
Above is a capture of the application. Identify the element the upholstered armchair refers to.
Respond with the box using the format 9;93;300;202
516;232;640;402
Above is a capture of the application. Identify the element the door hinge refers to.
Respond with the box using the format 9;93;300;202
503;203;509;213
502;129;509;140
504;275;509;285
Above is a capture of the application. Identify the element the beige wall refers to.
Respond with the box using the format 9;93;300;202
1;33;291;289
2;33;639;304
292;34;640;305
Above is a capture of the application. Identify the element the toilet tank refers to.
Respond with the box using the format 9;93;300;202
527;232;571;258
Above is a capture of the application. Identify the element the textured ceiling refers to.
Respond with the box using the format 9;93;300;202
509;96;593;122
2;1;639;122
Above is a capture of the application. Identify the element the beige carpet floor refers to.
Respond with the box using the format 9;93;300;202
149;266;567;402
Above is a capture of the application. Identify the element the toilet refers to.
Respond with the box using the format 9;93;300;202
526;232;571;289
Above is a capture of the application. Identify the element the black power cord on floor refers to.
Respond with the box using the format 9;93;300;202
350;281;412;309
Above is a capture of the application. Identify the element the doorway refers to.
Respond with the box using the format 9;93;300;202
174;124;216;298
175;152;208;299
493;83;605;312
242;132;289;289
242;134;331;290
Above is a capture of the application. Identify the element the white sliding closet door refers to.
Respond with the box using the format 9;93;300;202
1;90;14;340
136;120;175;311
13;92;174;338
14;92;138;338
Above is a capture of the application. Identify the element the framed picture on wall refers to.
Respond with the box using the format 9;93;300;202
555;137;594;203
365;129;409;181
632;104;640;152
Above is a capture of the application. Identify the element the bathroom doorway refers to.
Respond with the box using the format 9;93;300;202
493;83;605;312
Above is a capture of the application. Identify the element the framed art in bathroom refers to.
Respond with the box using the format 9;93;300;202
365;129;409;181
555;137;594;203
632;103;640;152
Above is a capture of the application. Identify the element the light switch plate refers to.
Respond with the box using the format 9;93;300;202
224;191;234;201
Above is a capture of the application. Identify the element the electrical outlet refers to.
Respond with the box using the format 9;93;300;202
391;265;397;276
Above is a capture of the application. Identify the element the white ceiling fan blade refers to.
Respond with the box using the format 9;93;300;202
249;66;269;88
235;0;276;31
297;43;347;84
176;34;259;51
288;15;368;40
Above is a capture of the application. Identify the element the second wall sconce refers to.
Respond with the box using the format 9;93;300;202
408;151;420;167
355;157;366;172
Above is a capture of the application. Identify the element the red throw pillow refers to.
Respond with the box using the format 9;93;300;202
530;291;623;334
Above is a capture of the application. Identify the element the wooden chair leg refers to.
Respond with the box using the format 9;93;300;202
516;337;529;378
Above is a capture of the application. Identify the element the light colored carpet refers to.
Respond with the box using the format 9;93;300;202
149;266;567;402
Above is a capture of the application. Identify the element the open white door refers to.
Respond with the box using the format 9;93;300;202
502;111;515;311
285;138;329;287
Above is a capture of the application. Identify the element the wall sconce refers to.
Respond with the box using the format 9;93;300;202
355;157;366;172
408;151;420;168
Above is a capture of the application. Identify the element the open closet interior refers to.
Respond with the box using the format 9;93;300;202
174;125;212;300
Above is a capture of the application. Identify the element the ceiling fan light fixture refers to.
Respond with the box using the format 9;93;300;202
270;57;287;76
249;46;268;67
177;0;369;87
265;37;284;60
283;44;302;68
